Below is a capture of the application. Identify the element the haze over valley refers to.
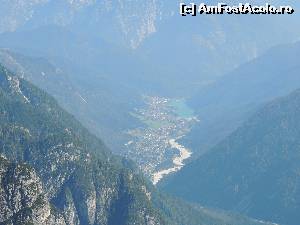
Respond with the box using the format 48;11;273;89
1;1;300;225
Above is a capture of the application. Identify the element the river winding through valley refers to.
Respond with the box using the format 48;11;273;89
124;96;198;185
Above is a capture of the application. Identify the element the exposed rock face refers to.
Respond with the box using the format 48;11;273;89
0;156;66;225
0;0;162;49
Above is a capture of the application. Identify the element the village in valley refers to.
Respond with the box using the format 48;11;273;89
124;96;199;184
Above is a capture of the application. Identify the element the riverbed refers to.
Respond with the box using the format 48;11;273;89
152;138;192;185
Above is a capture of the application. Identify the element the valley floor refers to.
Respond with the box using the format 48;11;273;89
124;96;198;184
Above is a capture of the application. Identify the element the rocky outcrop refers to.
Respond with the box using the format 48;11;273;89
0;0;162;49
0;155;66;225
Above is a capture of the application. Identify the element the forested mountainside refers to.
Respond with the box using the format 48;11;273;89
0;64;272;225
163;89;300;225
0;48;143;155
184;41;300;156
0;64;163;225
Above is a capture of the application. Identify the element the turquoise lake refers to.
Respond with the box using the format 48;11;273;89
169;99;195;119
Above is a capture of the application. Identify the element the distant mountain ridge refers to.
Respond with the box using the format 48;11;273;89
1;0;300;96
0;0;163;49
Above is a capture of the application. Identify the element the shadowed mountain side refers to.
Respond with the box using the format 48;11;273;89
185;41;300;157
163;88;300;225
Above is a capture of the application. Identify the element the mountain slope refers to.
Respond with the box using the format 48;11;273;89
0;63;164;225
0;64;273;225
185;41;300;156
0;47;144;155
163;88;300;225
